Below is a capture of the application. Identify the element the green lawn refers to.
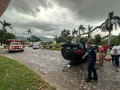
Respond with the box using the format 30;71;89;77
0;56;56;90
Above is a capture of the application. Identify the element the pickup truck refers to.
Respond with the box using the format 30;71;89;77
7;39;24;53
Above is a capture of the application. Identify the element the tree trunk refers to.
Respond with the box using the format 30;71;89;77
108;31;111;45
78;30;80;43
79;29;80;35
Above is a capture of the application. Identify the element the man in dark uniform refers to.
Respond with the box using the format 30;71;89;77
83;42;99;82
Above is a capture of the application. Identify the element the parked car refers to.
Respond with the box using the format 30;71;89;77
33;42;43;49
61;43;88;63
33;43;40;49
7;39;24;53
28;42;33;47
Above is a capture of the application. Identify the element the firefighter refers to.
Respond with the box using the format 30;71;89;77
82;42;99;82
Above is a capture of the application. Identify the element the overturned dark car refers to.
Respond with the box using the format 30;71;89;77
61;43;88;64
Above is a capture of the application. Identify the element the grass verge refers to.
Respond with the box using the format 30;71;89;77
0;56;56;90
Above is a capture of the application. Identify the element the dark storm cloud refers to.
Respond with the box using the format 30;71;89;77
9;0;47;16
57;0;120;21
27;22;59;31
2;0;120;36
11;21;59;32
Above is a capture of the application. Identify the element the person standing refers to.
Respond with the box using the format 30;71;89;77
98;47;105;66
111;45;120;67
102;44;109;55
82;42;99;82
109;44;114;63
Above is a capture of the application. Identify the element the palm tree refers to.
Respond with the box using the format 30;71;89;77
88;25;93;41
78;25;86;35
72;29;78;43
78;25;86;42
72;29;78;37
27;29;31;36
79;26;100;36
0;20;13;45
100;11;120;45
27;29;32;41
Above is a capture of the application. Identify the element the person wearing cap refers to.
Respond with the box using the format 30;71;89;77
82;42;99;82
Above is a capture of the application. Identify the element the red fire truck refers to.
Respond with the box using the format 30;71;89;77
7;39;24;53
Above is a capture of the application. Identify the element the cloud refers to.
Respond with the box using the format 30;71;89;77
57;0;120;21
9;0;46;16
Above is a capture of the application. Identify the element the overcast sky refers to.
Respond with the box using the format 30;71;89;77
1;0;120;38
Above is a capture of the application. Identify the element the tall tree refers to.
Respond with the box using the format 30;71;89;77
78;25;85;35
61;29;70;37
78;26;100;36
78;25;86;42
72;29;78;37
54;29;72;43
0;20;13;45
27;29;31;36
3;32;16;44
72;29;78;43
29;35;41;42
100;12;120;45
27;29;31;41
94;34;101;45
88;25;93;42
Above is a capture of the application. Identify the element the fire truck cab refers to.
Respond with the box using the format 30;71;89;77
7;39;24;53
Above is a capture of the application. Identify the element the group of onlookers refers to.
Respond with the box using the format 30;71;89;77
110;44;120;67
83;42;120;82
95;44;120;67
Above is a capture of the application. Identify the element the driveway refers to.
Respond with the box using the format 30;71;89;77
0;47;120;90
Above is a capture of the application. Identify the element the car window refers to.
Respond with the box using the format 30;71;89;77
10;42;21;45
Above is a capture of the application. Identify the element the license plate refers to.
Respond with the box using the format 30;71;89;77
67;47;70;49
15;49;18;50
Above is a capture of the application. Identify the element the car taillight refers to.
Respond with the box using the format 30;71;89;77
76;50;82;55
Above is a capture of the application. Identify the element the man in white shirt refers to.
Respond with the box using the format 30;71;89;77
111;45;120;66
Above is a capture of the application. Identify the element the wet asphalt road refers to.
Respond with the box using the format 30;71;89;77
0;47;120;90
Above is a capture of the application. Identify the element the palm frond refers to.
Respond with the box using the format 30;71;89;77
116;21;120;28
112;22;117;30
4;23;11;26
4;20;6;24
9;26;13;30
113;16;120;20
100;20;108;29
88;25;93;32
0;21;4;25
